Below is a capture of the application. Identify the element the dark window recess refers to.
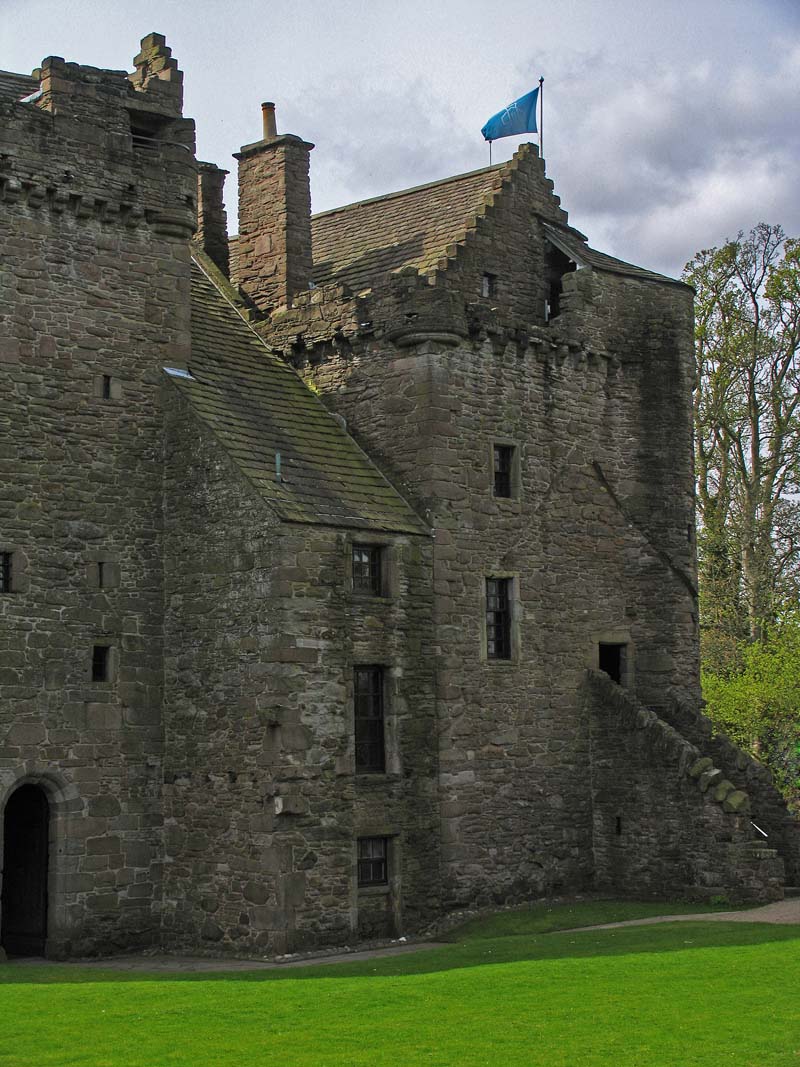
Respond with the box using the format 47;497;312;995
354;666;385;773
493;445;514;498
92;645;111;682
0;552;12;593
358;836;388;886
128;110;168;154
615;816;623;836
486;578;512;660
481;272;497;299
101;375;112;400
97;562;106;589
599;643;626;685
544;244;576;322
352;545;382;595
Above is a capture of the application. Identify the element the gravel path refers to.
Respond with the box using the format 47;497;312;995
565;897;800;932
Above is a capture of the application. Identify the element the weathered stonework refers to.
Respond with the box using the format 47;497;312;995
1;34;797;961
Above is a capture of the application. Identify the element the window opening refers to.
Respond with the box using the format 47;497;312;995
481;272;497;299
97;562;106;589
128;110;168;154
493;445;514;498
0;552;12;593
101;375;112;400
92;645;111;682
615;816;623;836
354;666;385;773
486;578;512;660
352;545;382;595
358;836;388;886
544;244;576;322
599;642;626;685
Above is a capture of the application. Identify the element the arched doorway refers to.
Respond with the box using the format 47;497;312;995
1;784;50;956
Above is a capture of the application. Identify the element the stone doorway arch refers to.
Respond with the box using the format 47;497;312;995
1;783;50;956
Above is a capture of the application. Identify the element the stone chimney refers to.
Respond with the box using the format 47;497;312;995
234;103;314;314
194;162;230;276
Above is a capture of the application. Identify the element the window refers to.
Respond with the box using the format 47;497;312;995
92;645;111;682
481;272;497;299
0;552;12;593
486;578;512;660
97;561;106;589
354;666;385;773
101;375;112;400
493;445;515;498
352;544;382;595
599;643;627;685
358;836;388;886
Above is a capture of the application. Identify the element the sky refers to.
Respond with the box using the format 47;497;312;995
2;0;798;278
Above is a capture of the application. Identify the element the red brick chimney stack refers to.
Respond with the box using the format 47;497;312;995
234;104;314;315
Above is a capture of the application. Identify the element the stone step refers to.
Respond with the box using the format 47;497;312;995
783;885;800;898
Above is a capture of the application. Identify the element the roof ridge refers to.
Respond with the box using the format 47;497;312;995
311;159;513;222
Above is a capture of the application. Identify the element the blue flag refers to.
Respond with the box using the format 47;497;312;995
481;87;539;142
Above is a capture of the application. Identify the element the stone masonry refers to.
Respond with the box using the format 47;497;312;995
0;34;797;959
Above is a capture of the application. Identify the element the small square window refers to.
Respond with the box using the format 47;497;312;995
481;272;497;299
358;836;388;886
92;645;111;682
486;578;512;660
354;666;385;773
493;445;515;498
352;544;382;595
0;552;12;594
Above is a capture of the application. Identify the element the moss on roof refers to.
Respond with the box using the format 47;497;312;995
171;256;428;535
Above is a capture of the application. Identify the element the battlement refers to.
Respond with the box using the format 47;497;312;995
0;34;195;238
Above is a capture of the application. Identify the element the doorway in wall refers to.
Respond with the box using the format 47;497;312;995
1;784;49;956
598;642;627;685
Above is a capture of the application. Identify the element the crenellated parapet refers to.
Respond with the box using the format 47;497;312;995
0;34;196;240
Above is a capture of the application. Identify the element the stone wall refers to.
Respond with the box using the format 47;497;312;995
663;693;800;884
0;38;195;956
588;671;783;902
161;391;438;954
281;253;699;906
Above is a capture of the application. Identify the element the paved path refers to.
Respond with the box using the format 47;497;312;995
565;897;800;932
9;900;800;973
10;939;450;974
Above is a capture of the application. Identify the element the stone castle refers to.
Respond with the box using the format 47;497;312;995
1;34;798;958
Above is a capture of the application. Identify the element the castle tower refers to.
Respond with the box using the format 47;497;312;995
0;34;196;957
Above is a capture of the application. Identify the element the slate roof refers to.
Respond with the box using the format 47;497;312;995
0;70;39;107
170;255;428;535
309;163;508;291
543;223;686;288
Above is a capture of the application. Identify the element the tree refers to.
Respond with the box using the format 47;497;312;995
684;224;800;669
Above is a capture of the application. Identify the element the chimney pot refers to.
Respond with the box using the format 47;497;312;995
261;101;277;139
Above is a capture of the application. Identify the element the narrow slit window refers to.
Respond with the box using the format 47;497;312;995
354;666;385;773
0;552;12;593
92;645;111;682
486;578;512;660
101;375;112;400
358;836;388;886
352;545;382;595
481;272;497;299
97;561;106;589
493;445;515;498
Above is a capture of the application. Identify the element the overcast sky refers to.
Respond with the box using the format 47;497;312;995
3;0;798;277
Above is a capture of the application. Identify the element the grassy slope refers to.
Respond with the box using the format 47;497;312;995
1;905;798;1067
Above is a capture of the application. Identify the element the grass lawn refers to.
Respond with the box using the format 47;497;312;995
1;901;798;1067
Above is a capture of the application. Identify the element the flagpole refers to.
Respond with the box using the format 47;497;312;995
489;141;492;165
539;76;544;160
